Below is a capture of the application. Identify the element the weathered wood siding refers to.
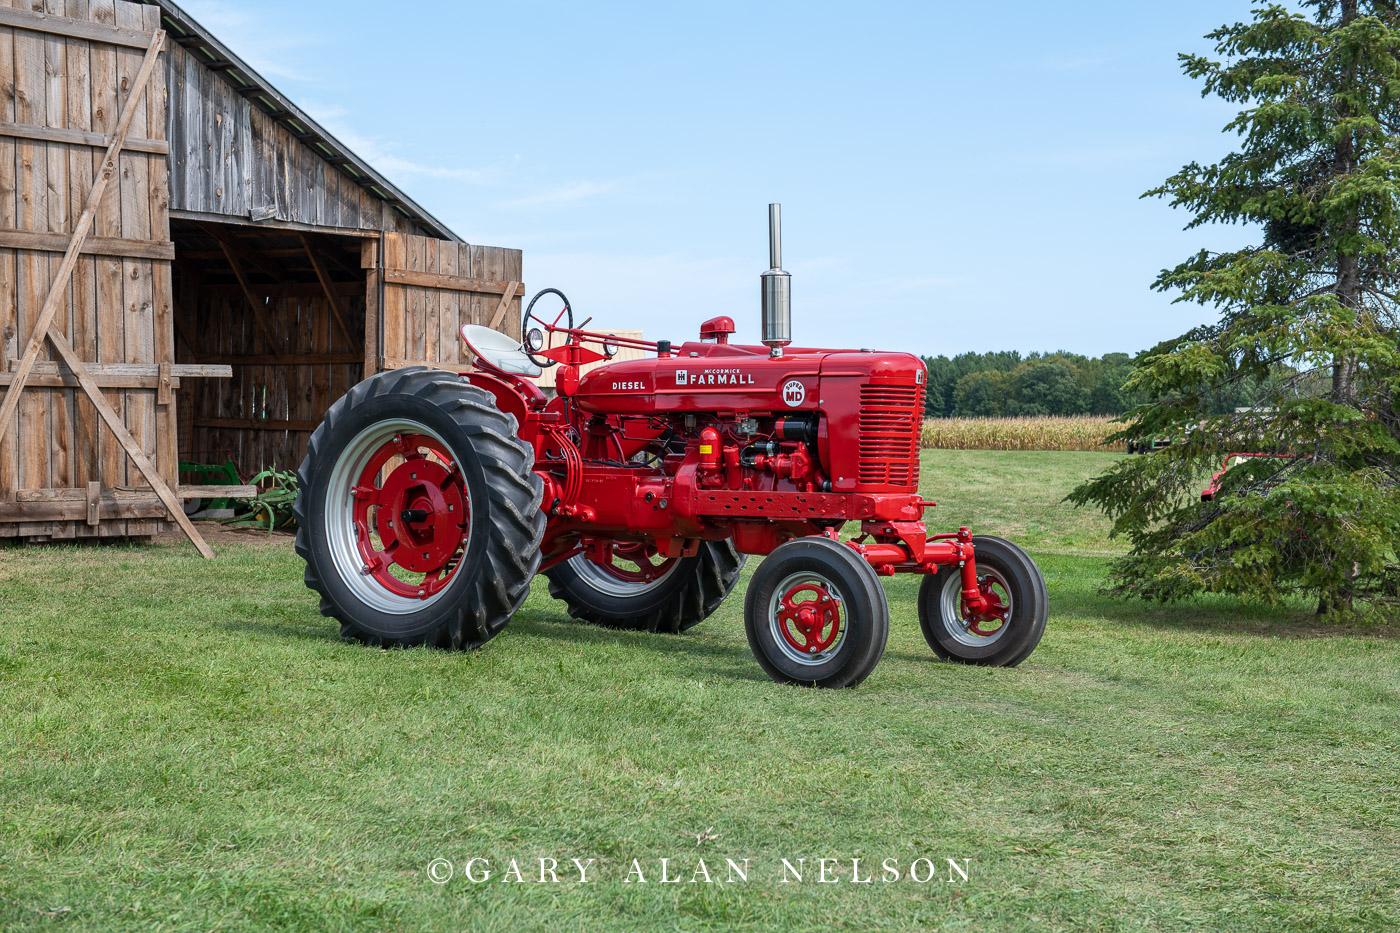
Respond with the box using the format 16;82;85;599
176;282;365;476
375;233;523;371
0;0;173;539
165;41;426;236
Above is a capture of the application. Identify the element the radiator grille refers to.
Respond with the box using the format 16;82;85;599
857;383;922;488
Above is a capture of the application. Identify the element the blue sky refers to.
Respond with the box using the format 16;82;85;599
178;0;1267;358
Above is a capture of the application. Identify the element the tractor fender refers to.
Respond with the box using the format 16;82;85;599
462;370;543;435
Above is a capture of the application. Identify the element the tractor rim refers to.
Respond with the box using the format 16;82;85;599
939;566;1013;647
768;571;846;666
324;419;470;614
571;542;678;596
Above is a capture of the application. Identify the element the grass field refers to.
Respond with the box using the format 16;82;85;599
2;451;1398;932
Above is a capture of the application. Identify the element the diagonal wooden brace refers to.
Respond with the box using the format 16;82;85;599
47;331;213;558
488;281;521;331
0;29;212;558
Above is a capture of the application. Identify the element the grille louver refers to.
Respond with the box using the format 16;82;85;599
857;384;922;488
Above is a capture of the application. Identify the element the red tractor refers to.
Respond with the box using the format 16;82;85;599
294;206;1047;687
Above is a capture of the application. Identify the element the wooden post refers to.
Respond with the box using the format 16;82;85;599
85;482;100;527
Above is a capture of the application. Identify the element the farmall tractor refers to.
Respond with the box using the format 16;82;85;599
294;206;1047;687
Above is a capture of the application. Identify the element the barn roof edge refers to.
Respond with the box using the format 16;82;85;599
142;0;464;244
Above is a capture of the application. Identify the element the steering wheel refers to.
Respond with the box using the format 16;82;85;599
522;288;574;369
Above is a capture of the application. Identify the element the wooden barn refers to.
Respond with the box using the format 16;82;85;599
0;0;524;555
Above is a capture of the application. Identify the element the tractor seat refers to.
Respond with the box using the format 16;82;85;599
460;324;542;378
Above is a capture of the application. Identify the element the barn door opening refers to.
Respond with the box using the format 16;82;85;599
169;220;370;483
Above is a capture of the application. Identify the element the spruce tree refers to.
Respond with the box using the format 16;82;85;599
1069;0;1400;616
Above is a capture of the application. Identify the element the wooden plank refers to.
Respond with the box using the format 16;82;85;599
85;477;97;524
380;233;404;370
90;0;122;505
383;268;524;296
380;357;464;371
407;233;425;365
0;372;177;389
0;496;169;521
12;1;51;520
436;239;457;367
0;4;150;48
364;267;379;379
115;2;155;532
0;228;173;258
0;11;17;506
0;120;166;153
144;2;175;498
17;483;184;501
176;483;254;498
64;0;98;490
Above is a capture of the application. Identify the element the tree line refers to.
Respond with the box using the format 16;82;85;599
921;350;1297;418
921;351;1140;418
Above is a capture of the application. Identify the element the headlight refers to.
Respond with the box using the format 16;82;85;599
525;327;545;352
602;335;620;358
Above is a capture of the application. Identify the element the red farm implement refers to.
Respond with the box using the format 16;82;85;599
293;206;1047;687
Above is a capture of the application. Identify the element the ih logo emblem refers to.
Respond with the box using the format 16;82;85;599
782;379;806;407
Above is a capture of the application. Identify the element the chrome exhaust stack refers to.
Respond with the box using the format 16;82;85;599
760;203;791;357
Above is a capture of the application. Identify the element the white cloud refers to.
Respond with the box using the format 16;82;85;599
295;103;491;184
499;181;616;209
175;1;319;83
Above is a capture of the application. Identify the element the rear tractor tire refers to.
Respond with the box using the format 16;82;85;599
294;367;545;649
744;537;889;688
545;540;745;634
918;535;1047;667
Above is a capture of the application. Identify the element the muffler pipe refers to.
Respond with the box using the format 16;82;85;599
760;203;791;357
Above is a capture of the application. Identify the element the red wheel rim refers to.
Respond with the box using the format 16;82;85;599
773;578;843;659
595;542;677;584
350;432;469;600
963;579;1010;637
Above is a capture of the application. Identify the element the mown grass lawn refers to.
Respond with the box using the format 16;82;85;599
2;450;1397;932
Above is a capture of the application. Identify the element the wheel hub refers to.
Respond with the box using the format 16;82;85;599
963;581;1010;636
351;432;469;599
774;580;843;658
940;568;1013;646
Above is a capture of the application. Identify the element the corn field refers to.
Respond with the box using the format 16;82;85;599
921;415;1127;452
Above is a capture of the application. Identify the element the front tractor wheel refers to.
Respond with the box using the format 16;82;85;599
294;368;545;649
744;537;889;688
918;535;1047;667
545;539;744;634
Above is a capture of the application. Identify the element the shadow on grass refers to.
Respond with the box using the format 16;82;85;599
510;610;770;682
213;606;770;682
1036;551;1400;640
1051;584;1400;640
